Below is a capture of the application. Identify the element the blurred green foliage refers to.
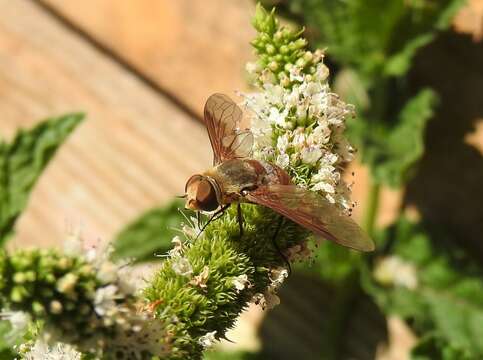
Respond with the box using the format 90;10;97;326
363;218;483;358
349;88;437;187
263;0;464;188
0;114;84;245
112;199;185;261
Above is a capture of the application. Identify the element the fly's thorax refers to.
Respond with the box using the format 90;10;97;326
201;159;291;205
204;159;259;202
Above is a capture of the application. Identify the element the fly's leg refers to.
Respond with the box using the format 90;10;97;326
196;204;230;239
196;211;201;230
237;203;244;238
271;216;292;275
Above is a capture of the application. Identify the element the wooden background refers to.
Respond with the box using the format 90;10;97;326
1;1;482;358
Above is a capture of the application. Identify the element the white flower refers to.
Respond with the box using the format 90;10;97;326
245;62;260;74
198;331;217;348
97;261;118;284
232;274;250;292
314;63;329;82
276;134;290;153
0;310;30;344
289;67;304;82
301;146;322;165
374;256;418;290
292;131;306;149
63;227;83;257
268;107;288;127
24;340;81;360
265;84;284;103
94;285;120;316
276;153;290;168
172;257;193;277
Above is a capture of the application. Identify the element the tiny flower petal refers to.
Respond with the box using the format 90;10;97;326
198;331;217;348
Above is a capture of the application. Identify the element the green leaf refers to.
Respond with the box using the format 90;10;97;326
0;113;84;245
384;33;434;77
363;217;483;358
112;199;185;261
0;320;19;358
0;320;12;350
352;89;437;187
411;333;474;360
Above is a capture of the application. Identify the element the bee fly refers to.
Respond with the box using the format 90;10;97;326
183;94;374;269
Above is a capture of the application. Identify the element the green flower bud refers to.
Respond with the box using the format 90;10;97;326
56;273;79;294
265;44;276;55
13;272;27;284
11;285;27;302
32;301;45;315
268;61;279;71
49;300;63;314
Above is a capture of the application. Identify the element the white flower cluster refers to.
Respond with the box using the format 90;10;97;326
0;311;31;345
242;51;356;213
17;231;168;359
22;340;81;360
373;256;418;290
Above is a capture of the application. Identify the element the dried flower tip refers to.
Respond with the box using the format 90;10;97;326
171;257;193;277
198;331;217;348
189;266;210;289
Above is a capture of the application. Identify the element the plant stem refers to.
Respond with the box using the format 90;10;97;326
362;178;381;237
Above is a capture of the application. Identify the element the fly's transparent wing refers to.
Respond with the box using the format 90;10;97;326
245;185;374;252
204;93;254;165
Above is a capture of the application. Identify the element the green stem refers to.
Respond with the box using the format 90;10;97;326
362;178;381;238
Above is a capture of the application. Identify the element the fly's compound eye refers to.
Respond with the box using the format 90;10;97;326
196;179;219;212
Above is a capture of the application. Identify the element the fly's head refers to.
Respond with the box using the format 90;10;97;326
184;174;221;212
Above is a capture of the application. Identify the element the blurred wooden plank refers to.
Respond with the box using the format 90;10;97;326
0;0;212;248
453;0;483;41
39;0;256;118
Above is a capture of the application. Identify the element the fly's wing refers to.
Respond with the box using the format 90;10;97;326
245;185;375;252
204;93;254;165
